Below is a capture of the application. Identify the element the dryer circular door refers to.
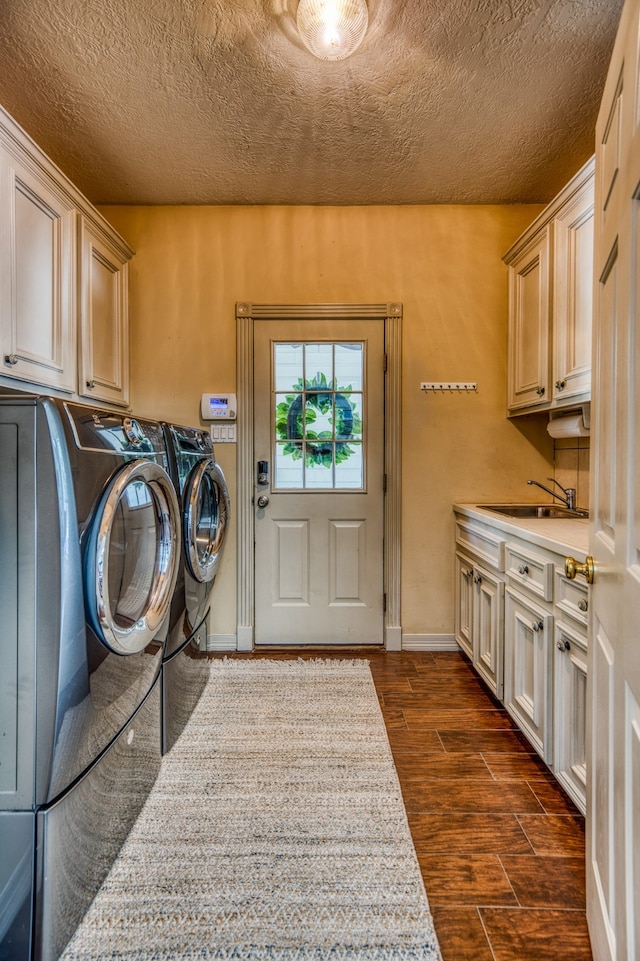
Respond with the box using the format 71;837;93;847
183;459;230;583
86;460;181;654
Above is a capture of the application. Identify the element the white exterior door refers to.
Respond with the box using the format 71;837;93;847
588;2;640;958
253;320;384;646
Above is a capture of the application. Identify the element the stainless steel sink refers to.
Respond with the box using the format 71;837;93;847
479;504;589;519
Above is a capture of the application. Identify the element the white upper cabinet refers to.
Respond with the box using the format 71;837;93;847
0;105;133;407
79;217;131;407
504;157;595;416
506;228;551;410
0;134;77;392
552;175;594;403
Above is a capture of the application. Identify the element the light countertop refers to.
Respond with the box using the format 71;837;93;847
454;503;590;556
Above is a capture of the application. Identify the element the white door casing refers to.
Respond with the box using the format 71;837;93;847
253;320;383;645
588;2;640;958
236;302;402;651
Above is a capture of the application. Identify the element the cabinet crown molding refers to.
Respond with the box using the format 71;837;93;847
502;155;595;266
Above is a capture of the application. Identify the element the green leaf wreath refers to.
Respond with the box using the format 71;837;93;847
275;372;362;468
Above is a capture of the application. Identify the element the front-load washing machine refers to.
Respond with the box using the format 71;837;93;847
0;395;181;961
161;423;230;753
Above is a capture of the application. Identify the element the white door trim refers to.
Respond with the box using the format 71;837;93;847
236;302;402;651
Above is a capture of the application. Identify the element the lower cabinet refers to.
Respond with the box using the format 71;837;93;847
504;586;553;764
454;507;588;814
454;552;504;700
553;620;588;811
454;552;474;661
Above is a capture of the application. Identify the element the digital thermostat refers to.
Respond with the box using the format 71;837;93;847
200;393;237;421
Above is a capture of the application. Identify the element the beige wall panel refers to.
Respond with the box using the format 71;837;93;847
100;204;552;640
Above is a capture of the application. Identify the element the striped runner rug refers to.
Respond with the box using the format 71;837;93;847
61;657;442;960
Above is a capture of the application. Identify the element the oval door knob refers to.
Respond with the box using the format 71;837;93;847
565;555;595;584
257;494;270;509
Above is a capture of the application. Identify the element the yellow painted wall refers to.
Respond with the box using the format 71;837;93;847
100;204;552;641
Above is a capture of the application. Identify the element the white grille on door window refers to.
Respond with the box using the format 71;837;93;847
273;342;364;490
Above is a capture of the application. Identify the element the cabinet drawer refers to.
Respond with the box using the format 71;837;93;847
555;571;589;629
506;542;554;602
455;520;505;572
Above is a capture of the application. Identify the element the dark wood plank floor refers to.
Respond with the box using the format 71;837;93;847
209;647;592;961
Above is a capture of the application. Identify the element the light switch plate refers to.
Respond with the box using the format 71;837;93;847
210;424;236;443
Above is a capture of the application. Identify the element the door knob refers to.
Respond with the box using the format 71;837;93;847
257;494;270;509
565;555;595;584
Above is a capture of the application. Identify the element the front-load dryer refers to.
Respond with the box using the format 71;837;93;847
0;396;181;961
161;423;230;753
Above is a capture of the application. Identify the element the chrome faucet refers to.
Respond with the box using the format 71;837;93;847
527;477;576;510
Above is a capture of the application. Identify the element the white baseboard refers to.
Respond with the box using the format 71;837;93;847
205;634;237;652
401;633;459;651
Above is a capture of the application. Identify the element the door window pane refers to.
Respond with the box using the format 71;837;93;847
335;443;363;488
335;343;363;391
275;442;304;488
304;454;334;488
274;343;303;391
304;343;333;383
273;342;365;490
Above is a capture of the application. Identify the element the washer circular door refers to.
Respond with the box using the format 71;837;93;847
86;460;181;654
184;459;230;583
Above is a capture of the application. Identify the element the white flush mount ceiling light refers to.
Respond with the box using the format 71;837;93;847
296;0;369;61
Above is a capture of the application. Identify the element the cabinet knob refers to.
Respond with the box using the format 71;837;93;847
86;379;95;389
557;638;571;652
518;565;529;575
463;568;473;581
578;599;588;612
536;386;546;396
532;620;544;632
565;555;595;585
4;353;18;366
473;574;483;585
555;379;566;390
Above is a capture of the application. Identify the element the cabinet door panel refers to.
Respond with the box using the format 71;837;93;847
79;217;130;407
474;566;504;700
553;182;594;403
0;151;75;391
553;621;587;814
504;587;553;761
507;231;551;412
454;552;474;660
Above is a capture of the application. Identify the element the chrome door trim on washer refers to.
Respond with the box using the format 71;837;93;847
88;460;180;654
184;459;229;583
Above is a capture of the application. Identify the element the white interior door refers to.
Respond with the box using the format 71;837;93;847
253;320;384;646
588;2;640;958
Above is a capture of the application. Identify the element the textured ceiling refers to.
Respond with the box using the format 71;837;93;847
0;0;624;205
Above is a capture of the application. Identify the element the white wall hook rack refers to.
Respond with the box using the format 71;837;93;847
420;382;478;392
